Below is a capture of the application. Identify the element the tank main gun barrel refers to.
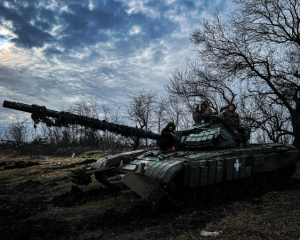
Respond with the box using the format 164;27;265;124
3;101;61;118
3;100;161;141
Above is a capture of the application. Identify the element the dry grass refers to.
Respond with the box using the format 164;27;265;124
0;155;98;188
59;194;132;216
174;168;300;240
80;150;109;159
1;154;299;240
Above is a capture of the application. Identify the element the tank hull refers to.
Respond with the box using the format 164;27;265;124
72;144;298;207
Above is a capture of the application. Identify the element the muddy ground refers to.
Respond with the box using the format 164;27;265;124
0;154;300;240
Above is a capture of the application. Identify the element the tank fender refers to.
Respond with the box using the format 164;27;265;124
144;161;184;184
93;149;146;168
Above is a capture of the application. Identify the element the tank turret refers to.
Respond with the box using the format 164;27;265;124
3;100;299;208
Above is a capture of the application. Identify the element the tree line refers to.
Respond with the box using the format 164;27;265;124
0;93;193;155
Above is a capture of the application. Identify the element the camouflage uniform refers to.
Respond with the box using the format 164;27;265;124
219;110;242;127
219;104;248;144
195;101;213;123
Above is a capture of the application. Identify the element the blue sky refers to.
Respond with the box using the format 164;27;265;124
0;0;235;130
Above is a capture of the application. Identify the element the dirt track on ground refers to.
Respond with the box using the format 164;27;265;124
0;155;300;240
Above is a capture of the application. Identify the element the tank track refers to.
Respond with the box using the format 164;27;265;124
165;165;297;209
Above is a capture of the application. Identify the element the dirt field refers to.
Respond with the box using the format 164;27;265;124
0;154;300;240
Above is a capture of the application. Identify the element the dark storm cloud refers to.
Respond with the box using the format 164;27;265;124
40;8;57;24
43;47;62;55
0;0;178;54
129;12;176;39
182;0;196;9
145;0;196;16
35;20;51;31
0;3;54;48
57;1;177;51
59;5;114;49
62;3;118;29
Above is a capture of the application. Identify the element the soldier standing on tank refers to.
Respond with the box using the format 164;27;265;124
218;103;248;147
159;122;176;151
195;101;213;123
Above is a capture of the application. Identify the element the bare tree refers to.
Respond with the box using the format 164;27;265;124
154;95;168;133
100;105;125;152
185;0;300;147
166;58;238;113
126;89;158;147
5;120;29;143
36;99;128;153
68;98;100;146
238;90;294;144
40;125;62;145
163;94;193;129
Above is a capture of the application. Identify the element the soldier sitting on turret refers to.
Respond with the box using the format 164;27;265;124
218;103;248;147
194;101;213;123
159;122;176;151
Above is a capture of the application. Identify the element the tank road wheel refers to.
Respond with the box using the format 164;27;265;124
183;189;195;208
260;173;273;191
184;187;207;208
246;175;260;195
227;180;245;200
198;187;208;207
286;164;297;178
273;170;286;189
208;183;227;204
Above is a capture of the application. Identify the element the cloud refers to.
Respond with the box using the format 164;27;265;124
0;0;236;129
0;3;54;48
0;0;181;51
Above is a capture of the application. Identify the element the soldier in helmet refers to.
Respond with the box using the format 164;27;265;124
195;101;213;123
218;103;248;147
159;122;176;151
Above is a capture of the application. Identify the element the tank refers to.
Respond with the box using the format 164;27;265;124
3;100;299;207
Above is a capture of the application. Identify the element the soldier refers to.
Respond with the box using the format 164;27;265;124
195;101;213;123
159;122;176;151
218;103;248;147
